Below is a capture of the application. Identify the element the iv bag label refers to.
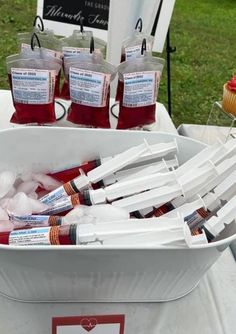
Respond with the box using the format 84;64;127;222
9;227;52;245
63;46;101;58
11;68;55;104
123;71;160;107
125;43;152;61
69;67;111;107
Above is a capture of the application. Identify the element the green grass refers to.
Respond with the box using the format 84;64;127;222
0;0;37;88
0;0;235;126
159;0;236;126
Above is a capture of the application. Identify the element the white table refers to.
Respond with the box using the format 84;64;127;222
178;123;236;144
0;91;235;334
0;89;177;134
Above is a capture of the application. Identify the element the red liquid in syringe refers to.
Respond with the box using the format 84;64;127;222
48;159;101;183
0;225;77;245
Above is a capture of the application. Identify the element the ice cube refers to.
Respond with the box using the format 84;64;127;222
7;192;32;216
65;204;130;223
17;181;39;194
28;192;38;200
20;172;33;182
0;207;9;221
32;173;62;191
0;220;14;232
7;192;49;215
0;171;16;199
5;186;16;198
65;205;86;219
86;204;130;221
0;198;10;210
65;205;95;224
29;197;48;214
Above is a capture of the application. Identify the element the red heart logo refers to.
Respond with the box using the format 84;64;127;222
80;318;97;332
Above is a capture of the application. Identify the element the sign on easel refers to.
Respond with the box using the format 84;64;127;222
43;0;109;31
41;0;109;41
37;0;175;65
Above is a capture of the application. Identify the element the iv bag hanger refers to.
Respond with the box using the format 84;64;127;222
31;32;41;51
141;38;146;55
135;18;143;32
152;0;176;117
90;36;95;54
33;15;44;32
80;17;84;34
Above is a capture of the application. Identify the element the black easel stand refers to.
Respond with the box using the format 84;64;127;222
166;29;176;117
151;0;176;117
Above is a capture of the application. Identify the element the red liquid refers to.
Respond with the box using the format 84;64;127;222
54;71;61;98
67;92;111;128
60;79;70;100
8;74;57;124
116;79;156;129
0;231;10;245
115;53;125;102
58;225;74;245
115;79;123;102
48;159;100;183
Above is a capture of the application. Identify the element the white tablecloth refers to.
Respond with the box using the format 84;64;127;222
0;91;235;334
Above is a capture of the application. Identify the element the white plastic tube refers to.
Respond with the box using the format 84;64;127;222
102;157;179;185
175;141;224;178
111;161;218;212
102;140;178;169
162;196;206;218
164;170;236;221
130;140;179;165
103;160;168;185
183;223;208;246
179;161;218;198
213;171;236;201
112;183;182;212
76;216;184;243
87;142;149;183
204;195;236;237
104;170;177;201
101;229;185;246
192;153;236;199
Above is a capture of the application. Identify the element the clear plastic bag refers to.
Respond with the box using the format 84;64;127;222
117;45;165;129
60;30;107;100
120;18;154;62
64;43;116;128
6;57;61;125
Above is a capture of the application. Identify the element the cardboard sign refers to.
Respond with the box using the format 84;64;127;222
52;314;125;334
43;0;110;31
